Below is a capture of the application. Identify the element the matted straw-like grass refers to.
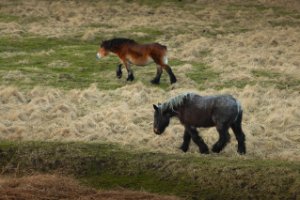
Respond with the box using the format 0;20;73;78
0;82;299;161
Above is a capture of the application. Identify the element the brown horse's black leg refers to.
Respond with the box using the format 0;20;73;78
124;62;134;81
212;124;230;153
180;129;191;152
163;65;177;84
116;64;122;79
127;71;134;81
151;66;162;84
188;127;209;154
231;111;246;154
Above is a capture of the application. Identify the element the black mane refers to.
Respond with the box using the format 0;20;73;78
100;38;137;51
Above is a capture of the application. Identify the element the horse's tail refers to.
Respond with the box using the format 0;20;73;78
234;100;243;123
154;43;167;50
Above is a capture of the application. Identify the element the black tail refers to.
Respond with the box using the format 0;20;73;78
231;110;246;154
155;43;167;50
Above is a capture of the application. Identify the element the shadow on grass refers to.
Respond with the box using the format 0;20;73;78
0;141;299;200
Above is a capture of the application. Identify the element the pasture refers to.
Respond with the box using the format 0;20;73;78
0;0;300;199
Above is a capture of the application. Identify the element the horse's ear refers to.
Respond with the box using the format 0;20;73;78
153;104;158;111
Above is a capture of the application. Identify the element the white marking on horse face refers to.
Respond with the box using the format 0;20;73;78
96;52;101;59
163;56;168;65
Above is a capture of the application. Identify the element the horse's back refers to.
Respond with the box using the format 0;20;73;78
186;94;239;126
180;94;216;127
192;94;236;108
152;43;167;50
206;95;240;124
145;43;167;56
128;43;167;54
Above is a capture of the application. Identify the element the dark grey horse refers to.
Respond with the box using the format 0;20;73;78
153;93;246;154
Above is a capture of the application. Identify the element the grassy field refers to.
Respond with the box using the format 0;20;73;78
0;0;300;199
1;141;300;199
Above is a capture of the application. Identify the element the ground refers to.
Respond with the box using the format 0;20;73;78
0;0;299;199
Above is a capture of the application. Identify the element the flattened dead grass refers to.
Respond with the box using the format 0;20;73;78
0;83;299;161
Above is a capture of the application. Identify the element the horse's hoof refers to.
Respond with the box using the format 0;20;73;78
170;77;177;84
180;146;189;153
116;73;122;79
151;79;160;84
237;144;246;155
116;70;122;79
117;75;122;79
237;148;246;155
212;146;221;153
200;148;209;154
117;74;122;79
126;74;134;81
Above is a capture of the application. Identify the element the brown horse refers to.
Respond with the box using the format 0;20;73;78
96;38;177;84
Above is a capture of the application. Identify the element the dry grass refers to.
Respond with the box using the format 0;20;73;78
0;83;299;161
0;174;179;200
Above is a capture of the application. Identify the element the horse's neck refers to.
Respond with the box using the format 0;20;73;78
163;104;179;118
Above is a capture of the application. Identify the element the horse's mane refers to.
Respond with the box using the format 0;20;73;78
161;92;195;112
101;38;137;51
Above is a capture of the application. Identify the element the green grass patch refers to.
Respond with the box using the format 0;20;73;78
215;79;255;90
187;66;300;91
187;62;220;89
268;20;300;27
0;35;198;91
124;0;185;8
188;65;299;91
2;34;298;91
252;69;300;90
0;14;19;22
227;3;271;13
186;62;252;90
0;141;300;200
0;36;152;90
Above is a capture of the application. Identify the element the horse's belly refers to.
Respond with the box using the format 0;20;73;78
193;118;215;127
181;112;215;128
128;56;153;66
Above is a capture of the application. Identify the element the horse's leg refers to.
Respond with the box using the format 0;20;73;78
153;57;176;84
162;64;177;84
180;128;191;152
231;112;246;154
124;62;134;81
212;124;230;153
116;64;122;79
188;127;209;154
151;65;163;84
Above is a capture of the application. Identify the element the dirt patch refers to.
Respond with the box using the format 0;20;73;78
0;174;179;200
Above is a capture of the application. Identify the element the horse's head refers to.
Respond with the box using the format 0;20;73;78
96;41;110;59
153;104;170;135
